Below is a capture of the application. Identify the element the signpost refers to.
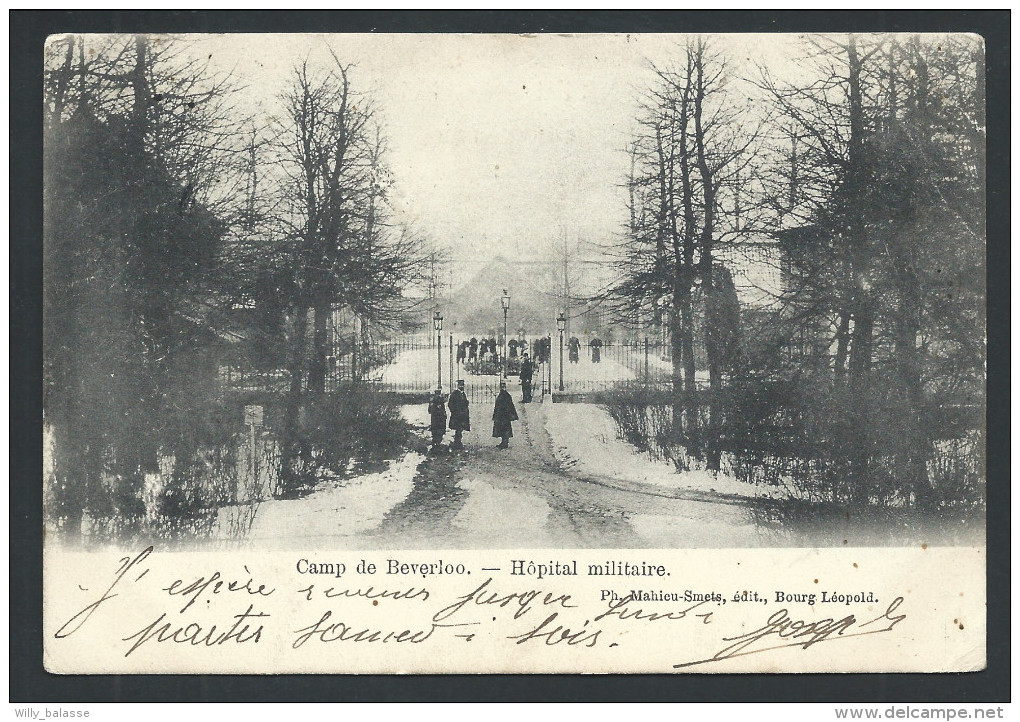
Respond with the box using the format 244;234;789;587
243;404;264;500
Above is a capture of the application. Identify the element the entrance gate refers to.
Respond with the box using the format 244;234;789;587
326;334;683;402
362;335;553;404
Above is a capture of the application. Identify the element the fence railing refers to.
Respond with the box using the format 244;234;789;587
221;336;704;399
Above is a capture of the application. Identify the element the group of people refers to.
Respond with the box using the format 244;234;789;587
427;378;520;453
455;336;552;365
567;336;602;363
531;337;552;364
456;337;500;364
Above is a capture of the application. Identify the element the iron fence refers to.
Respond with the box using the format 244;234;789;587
220;335;709;401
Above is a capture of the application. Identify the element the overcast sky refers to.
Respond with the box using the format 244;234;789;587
191;33;807;267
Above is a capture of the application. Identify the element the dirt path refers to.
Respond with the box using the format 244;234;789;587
367;397;774;549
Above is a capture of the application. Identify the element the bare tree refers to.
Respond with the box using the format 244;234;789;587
271;53;427;494
609;37;762;468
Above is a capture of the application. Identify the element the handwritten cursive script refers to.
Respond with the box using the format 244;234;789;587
49;548;927;672
122;603;270;657
674;596;907;669
431;577;577;623
55;547;153;638
595;594;714;625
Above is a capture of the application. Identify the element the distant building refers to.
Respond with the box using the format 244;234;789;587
772;225;834;366
716;240;784;309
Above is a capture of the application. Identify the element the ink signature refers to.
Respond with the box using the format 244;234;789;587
674;596;907;669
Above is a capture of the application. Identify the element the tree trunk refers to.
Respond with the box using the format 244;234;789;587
130;35;150;155
704;297;723;470
693;45;720;470
279;306;308;497
833;311;851;386
702;270;738;472
50;35;76;125
668;302;685;446
307;302;329;393
844;36;875;506
895;275;933;509
847;299;874;505
678;285;698;452
901;39;937;510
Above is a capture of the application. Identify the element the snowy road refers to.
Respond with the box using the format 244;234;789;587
365;401;771;549
213;386;970;550
219;396;806;550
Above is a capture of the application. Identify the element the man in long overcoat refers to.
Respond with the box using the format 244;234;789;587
519;352;535;403
492;381;519;449
427;387;447;452
448;379;470;450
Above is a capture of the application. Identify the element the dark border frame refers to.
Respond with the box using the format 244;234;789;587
11;9;1009;703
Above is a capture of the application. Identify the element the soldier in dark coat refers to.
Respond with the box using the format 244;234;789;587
492;381;519;449
448;379;470;450
590;337;603;364
469;337;478;361
456;341;467;364
568;336;580;363
519;353;535;402
427;387;447;452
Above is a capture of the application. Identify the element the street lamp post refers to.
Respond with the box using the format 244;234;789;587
657;296;669;356
433;310;443;388
557;312;566;392
500;289;510;377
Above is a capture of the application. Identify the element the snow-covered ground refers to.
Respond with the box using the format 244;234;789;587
212;403;430;547
555;357;636;388
544;403;783;500
218;449;426;548
376;347;501;394
641;354;710;384
374;347;435;386
400;402;429;427
550;349;710;391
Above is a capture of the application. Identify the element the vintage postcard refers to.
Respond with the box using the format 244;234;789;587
42;32;986;674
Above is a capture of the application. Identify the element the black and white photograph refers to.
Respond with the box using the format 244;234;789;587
12;1;1011;702
43;31;986;553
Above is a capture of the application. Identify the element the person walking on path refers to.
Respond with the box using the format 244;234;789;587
492;381;519;449
427;387;448;453
448;379;471;450
519;353;535;403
